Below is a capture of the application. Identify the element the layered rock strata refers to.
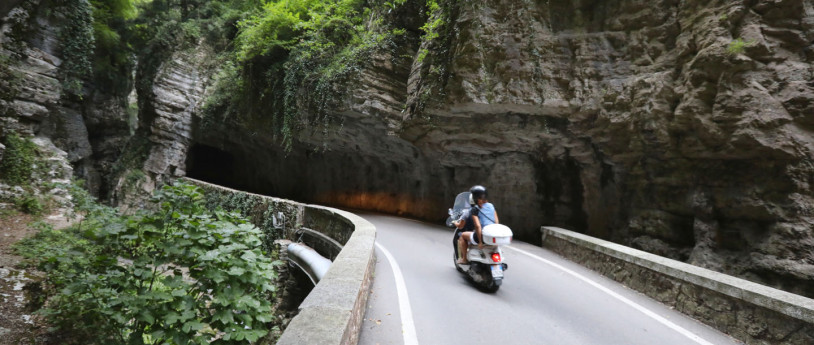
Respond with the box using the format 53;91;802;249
404;0;814;296
187;0;814;297
108;44;218;213
3;0;813;298
0;1;131;196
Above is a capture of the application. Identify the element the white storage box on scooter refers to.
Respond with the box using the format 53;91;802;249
482;224;512;245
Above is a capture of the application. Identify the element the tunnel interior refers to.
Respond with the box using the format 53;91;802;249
186;144;244;190
534;157;589;233
184;140;594;245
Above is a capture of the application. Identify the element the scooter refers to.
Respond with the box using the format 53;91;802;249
447;192;512;292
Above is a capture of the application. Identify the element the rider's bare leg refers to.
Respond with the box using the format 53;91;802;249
459;232;472;264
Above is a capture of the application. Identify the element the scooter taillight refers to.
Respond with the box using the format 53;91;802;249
491;253;501;262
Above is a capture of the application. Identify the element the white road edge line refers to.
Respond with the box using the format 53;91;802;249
506;246;715;345
375;242;419;345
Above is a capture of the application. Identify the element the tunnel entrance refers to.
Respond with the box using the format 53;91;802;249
534;157;589;235
186;144;241;189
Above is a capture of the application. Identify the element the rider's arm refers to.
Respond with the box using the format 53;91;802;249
495;210;499;224
454;218;466;229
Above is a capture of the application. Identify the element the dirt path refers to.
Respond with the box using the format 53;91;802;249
0;209;73;345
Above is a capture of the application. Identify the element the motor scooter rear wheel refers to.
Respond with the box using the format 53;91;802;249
483;278;500;293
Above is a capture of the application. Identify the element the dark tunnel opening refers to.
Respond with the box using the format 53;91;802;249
186;144;244;190
184;141;594;244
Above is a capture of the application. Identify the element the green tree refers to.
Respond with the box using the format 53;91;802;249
90;0;138;95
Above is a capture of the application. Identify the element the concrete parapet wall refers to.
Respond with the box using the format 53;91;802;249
279;207;375;345
542;226;814;345
183;178;376;345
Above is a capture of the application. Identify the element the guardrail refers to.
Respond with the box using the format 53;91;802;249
541;226;814;345
183;178;376;345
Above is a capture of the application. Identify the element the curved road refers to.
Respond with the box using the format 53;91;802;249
356;212;742;345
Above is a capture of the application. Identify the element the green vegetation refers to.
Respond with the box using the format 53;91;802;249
36;0;452;147
0;132;38;186
201;0;408;150
0;132;55;215
0;54;21;105
14;194;44;215
89;0;138;96
416;0;441;62
16;182;281;344
410;0;458;114
57;0;95;97
48;0;445;146
727;38;753;55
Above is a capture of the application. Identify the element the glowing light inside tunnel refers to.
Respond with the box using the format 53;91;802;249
315;191;418;217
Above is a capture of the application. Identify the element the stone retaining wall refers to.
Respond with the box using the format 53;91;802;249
184;178;376;345
542;226;814;345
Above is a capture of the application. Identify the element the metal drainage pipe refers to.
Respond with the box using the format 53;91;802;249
287;242;332;285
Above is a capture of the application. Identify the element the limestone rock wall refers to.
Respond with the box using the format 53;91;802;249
190;0;814;296
402;0;814;295
0;0;131;196
109;46;213;210
3;0;813;298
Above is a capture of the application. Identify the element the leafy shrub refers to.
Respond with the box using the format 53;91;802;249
14;194;44;215
0;132;38;186
17;182;280;344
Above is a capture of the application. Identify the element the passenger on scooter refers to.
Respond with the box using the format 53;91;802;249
452;207;475;261
457;185;499;264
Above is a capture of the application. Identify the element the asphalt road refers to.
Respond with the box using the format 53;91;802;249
356;212;743;345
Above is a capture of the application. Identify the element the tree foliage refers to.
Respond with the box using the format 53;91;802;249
89;0;138;95
17;182;280;344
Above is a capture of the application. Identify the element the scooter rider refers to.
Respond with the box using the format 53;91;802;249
457;185;499;264
452;205;475;261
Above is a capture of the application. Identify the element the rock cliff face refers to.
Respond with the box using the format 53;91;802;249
2;0;813;297
0;0;131;196
111;47;212;210
185;0;814;296
415;0;814;296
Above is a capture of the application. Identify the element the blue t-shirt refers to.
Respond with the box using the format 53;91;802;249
477;203;496;227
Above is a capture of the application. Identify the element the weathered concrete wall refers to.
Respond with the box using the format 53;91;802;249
185;178;376;345
542;226;814;345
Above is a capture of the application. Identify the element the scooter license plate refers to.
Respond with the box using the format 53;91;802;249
491;265;504;278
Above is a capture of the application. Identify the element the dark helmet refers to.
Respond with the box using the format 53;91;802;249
469;185;487;205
